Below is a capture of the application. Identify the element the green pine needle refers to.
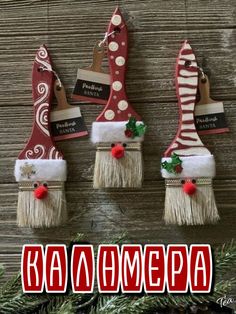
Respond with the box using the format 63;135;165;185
0;264;4;279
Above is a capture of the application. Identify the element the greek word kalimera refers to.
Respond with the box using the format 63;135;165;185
21;244;212;294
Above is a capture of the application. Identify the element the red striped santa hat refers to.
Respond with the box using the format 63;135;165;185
161;40;215;179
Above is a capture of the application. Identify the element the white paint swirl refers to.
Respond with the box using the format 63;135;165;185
36;102;49;136
49;146;62;159
35;46;52;70
26;144;45;159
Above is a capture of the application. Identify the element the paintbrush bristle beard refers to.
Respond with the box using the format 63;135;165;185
93;144;143;188
164;179;219;225
17;189;67;228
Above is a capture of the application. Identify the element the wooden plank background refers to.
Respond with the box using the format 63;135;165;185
0;0;235;286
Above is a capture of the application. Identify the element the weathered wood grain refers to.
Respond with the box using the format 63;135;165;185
0;0;236;288
0;28;236;104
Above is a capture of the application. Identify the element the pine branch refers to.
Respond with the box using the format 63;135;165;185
0;272;22;304
215;239;236;276
93;278;236;314
37;296;69;314
0;264;4;279
0;293;50;314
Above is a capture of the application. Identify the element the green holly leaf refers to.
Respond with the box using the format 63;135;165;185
162;161;174;173
136;124;147;136
125;117;147;138
126;117;137;129
171;153;182;166
161;154;183;174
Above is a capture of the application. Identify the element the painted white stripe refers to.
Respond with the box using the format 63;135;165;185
181;132;200;140
181;123;195;130
178;60;197;67
180;69;198;77
179;87;197;95
182;113;194;121
181;103;194;111
180;96;196;103
176;137;203;146
173;147;211;156
182;43;191;51
180;53;195;60
177;76;197;85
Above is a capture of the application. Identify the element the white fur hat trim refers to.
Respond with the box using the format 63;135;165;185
91;121;144;143
161;155;216;179
14;159;67;182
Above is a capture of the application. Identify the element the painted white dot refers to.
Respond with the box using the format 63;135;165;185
111;34;115;38
115;70;119;75
122;42;125;46
109;41;119;51
112;81;122;91
115;56;125;66
113;95;117;99
104;110;115;120
110;55;114;59
117;110;121;114
111;14;121;26
128;113;131;117
118;100;128;111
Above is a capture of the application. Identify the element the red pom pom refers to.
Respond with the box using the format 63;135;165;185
182;182;196;196
111;144;125;159
125;129;133;138
34;185;48;199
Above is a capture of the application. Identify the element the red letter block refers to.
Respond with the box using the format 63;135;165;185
189;245;212;293
144;245;165;293
97;245;120;293
45;245;67;293
121;245;143;293
71;245;94;293
21;245;44;293
167;245;188;293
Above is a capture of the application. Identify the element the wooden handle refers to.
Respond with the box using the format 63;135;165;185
106;7;128;85
90;41;105;72
164;41;207;157
18;45;63;160
197;74;214;105
96;7;141;122
54;80;71;110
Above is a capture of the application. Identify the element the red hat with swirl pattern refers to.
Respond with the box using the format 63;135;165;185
161;41;219;225
14;45;67;227
91;8;146;188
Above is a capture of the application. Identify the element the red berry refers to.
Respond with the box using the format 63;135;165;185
175;165;183;173
111;144;125;159
182;181;197;196
34;185;48;199
125;129;133;138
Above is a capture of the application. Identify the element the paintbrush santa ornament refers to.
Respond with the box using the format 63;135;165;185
161;41;219;225
91;8;146;188
14;45;67;227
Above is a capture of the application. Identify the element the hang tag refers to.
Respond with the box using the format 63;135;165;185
51;80;88;141
72;42;110;104
195;74;229;135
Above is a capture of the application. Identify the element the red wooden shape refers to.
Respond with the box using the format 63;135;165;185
96;7;141;122
164;40;207;157
18;45;63;160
